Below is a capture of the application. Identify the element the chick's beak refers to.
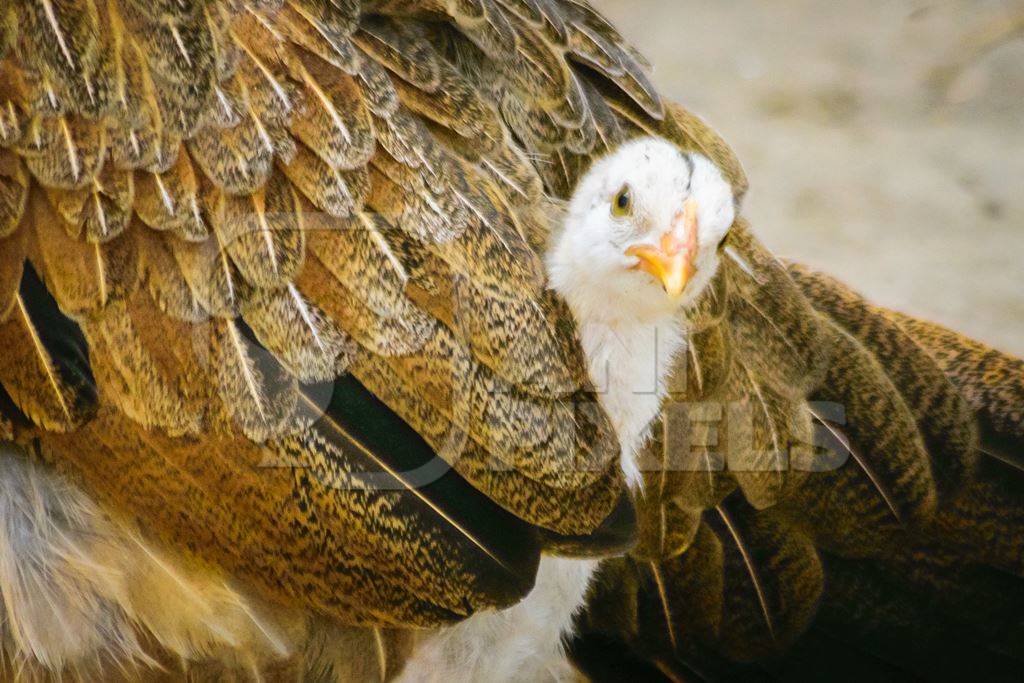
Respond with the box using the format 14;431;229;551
626;198;699;297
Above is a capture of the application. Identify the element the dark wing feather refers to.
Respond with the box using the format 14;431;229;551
0;262;97;432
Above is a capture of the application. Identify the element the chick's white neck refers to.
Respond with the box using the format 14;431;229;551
577;310;686;488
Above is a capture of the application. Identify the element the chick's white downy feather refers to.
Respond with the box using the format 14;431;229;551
394;558;597;683
397;137;735;682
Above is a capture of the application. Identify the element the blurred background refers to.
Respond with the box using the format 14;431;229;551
594;0;1024;355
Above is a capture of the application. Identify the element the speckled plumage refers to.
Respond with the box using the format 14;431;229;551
2;0;1022;681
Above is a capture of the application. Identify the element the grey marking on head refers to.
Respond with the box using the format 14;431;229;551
682;153;695;192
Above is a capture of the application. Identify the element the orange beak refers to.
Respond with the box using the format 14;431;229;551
626;199;699;297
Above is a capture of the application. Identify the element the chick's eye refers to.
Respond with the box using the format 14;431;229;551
611;184;632;217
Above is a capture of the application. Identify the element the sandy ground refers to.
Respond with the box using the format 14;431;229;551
594;0;1024;355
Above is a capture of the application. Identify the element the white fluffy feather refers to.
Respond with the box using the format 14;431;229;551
394;557;595;683
0;442;304;679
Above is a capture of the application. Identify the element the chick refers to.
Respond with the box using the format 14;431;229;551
547;136;736;487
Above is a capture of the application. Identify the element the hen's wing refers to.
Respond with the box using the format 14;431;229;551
889;308;1023;469
574;255;1024;682
0;0;750;651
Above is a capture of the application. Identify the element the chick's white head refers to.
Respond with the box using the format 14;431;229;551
547;137;736;324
